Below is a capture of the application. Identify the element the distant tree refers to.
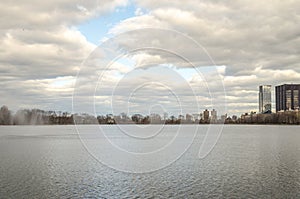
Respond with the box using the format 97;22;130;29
106;114;115;124
97;115;105;124
142;116;150;124
132;114;143;124
169;115;176;124
0;105;12;125
163;112;168;121
13;109;27;125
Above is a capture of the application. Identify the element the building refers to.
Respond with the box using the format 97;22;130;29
192;114;200;121
276;84;300;112
199;113;203;120
259;85;272;113
186;114;193;122
150;113;162;124
203;109;209;123
221;114;227;122
211;109;217;123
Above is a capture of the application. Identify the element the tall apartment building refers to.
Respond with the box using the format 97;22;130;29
211;109;217;123
275;84;300;112
203;109;209;123
259;85;272;113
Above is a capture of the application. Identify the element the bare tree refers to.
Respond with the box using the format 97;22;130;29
0;105;12;125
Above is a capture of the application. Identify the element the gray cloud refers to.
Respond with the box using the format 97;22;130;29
1;0;299;116
103;0;300;115
121;1;299;71
0;0;128;111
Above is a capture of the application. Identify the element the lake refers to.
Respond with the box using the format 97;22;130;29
0;125;299;198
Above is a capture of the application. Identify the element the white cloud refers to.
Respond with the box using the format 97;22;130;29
1;0;300;116
111;0;300;72
134;8;144;16
101;0;300;115
0;0;128;111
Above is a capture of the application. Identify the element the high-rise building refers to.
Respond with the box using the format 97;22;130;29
275;84;300;112
259;85;272;113
203;109;209;123
211;109;217;123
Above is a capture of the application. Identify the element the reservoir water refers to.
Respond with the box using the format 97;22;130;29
0;125;299;198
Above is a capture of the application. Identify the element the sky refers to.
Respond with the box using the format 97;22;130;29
0;0;300;117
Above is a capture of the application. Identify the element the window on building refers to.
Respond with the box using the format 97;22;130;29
286;90;292;110
294;90;299;109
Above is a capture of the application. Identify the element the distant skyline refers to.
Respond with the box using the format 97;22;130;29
1;0;300;116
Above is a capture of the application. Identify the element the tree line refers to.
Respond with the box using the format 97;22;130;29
0;105;200;125
0;105;74;125
2;105;300;125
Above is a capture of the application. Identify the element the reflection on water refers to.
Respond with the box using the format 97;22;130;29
0;125;299;198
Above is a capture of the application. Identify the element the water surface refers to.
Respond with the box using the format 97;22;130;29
0;125;299;198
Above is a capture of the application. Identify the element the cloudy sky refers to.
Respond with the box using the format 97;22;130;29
1;0;299;117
